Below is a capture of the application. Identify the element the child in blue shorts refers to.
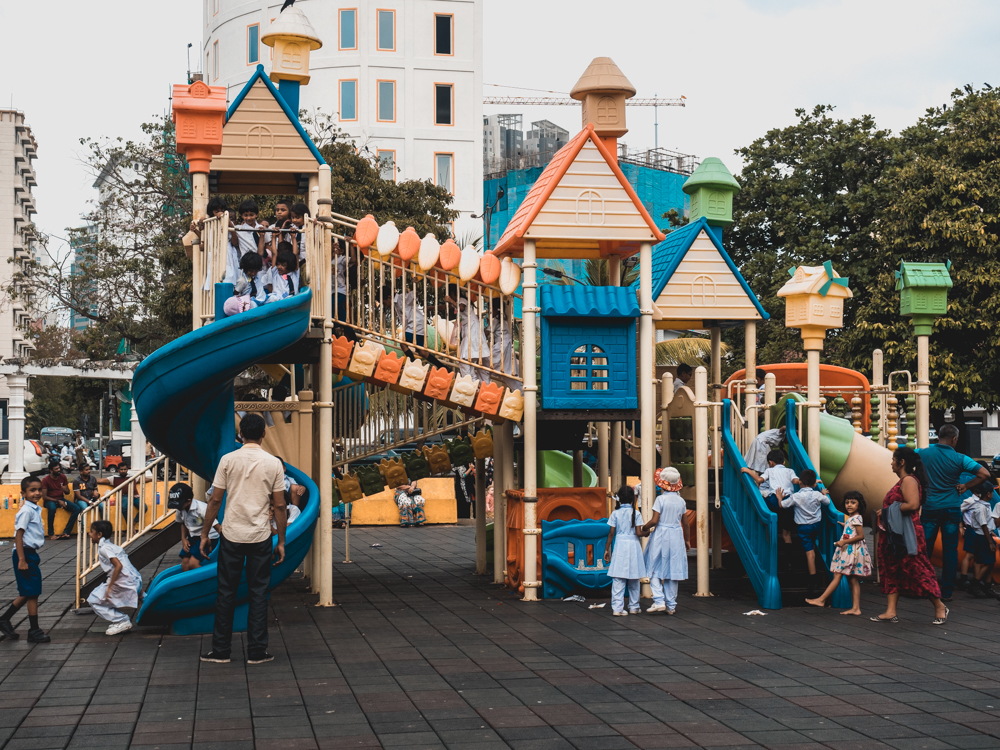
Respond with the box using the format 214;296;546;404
776;469;831;597
960;483;997;598
0;476;51;643
167;483;221;572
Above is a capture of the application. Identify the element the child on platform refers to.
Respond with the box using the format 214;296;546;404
960;483;997;598
0;476;51;643
805;491;872;614
639;467;689;615
776;469;831;596
603;485;645;616
741;449;797;544
86;520;142;635
168;483;221;571
289;202;310;264
266;246;300;299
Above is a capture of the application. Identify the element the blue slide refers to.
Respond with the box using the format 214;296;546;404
134;290;319;634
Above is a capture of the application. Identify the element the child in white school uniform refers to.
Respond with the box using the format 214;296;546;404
639;467;689;615
603;485;645;616
742;449;797;543
86;520;143;636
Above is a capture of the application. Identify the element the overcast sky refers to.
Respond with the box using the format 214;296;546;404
4;0;997;260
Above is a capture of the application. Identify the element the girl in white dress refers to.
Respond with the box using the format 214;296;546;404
86;520;143;635
640;467;689;615
603;485;645;616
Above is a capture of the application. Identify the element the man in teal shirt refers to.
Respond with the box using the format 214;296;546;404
919;424;991;600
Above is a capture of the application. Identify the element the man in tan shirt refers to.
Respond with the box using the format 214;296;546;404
200;414;286;665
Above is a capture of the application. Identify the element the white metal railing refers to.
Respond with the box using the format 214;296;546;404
303;216;330;322
331;378;482;469
331;239;523;385
75;454;187;607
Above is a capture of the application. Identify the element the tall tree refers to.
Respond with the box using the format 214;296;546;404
724;105;896;371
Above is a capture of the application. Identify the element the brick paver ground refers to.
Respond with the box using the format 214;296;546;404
2;526;1000;749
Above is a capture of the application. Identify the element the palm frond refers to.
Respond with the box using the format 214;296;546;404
455;229;483;252
655;338;728;367
583;258;639;287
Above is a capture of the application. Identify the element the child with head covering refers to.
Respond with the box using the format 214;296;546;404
639;467;689;615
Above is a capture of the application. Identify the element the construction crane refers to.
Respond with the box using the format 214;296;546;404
482;96;685;107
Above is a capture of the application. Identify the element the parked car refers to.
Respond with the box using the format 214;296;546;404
0;440;49;476
104;439;131;470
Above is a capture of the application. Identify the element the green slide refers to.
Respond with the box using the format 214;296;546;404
537;450;599;488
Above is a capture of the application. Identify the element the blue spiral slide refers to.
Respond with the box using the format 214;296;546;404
133;290;319;635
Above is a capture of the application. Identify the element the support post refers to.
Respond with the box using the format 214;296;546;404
130;396;146;475
660;373;672;469
492;422;507;583
3;373;27;483
572;450;583;488
694;367;711;597
709;326;722;569
639;242;655;599
764;373;776;432
597;422;609;490
522;239;539;601
608;254;622;491
873;348;886;448
807;348;821;470
744;321;758;442
916;336;930;450
317;164;335;607
475;456;487;574
191;172;209;332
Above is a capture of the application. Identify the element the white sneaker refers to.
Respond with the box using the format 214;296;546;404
629;609;641;615
105;620;132;636
646;604;667;613
666;608;676;616
612;610;628;617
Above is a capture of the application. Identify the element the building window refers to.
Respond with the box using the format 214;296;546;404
570;344;609;391
434;14;453;55
377;80;395;122
213;40;219;80
247;23;260;64
339;9;357;49
377;9;395;51
339;80;357;121
434;84;453;126
377;150;396;181
435;153;453;193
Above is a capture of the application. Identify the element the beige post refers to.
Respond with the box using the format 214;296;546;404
316;163;335;607
475;456;487;575
522;238;539;601
638;242;655;534
597;422;609;490
873;348;886;448
191;172;209;332
492;422;507;583
308;173;320;217
501;423;514;576
807;349;821;469
572;451;584;487
608;254;622;490
744;321;757;442
694;367;711;596
764;373;776;431
916;336;930;449
710;327;722;569
660;373;672;469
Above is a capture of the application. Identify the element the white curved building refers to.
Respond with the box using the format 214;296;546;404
203;0;483;235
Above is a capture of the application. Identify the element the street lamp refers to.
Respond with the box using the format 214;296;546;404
472;186;505;254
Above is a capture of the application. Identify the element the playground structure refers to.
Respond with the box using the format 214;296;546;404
58;5;971;622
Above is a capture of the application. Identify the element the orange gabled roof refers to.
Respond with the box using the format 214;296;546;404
491;123;666;258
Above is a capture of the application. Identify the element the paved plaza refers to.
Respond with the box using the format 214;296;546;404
2;526;1000;749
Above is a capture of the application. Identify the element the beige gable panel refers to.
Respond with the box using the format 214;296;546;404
212;81;321;174
525;141;657;241
654;231;762;321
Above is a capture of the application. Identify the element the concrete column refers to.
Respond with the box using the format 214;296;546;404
492;422;507;583
522;239;539;601
694;367;711;597
807;349;821;469
3;373;27;483
916;337;930;449
130;392;146;474
745;321;758;442
475;456;487;574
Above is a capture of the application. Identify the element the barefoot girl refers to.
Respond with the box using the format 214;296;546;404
805;491;872;614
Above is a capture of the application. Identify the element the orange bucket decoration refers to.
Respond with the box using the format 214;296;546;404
354;214;379;250
398;226;420;262
423;366;455;400
372;350;405;385
473;382;504;415
478;253;501;285
331;336;354;371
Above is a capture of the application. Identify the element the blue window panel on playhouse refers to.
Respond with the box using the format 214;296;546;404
540;285;639;410
541;519;612;599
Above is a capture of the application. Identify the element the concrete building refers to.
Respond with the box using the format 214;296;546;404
204;0;483;234
0;110;39;437
524;119;568;157
68;225;98;332
482;113;523;172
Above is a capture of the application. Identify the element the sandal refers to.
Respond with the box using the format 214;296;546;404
869;615;899;623
58;534;72;540
932;607;949;625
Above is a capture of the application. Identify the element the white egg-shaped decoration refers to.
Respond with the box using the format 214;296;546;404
375;221;399;259
499;257;522;296
418;233;440;272
458;245;481;282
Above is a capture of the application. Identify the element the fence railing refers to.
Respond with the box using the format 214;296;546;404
75;454;186;607
331;378;483;469
198;211;230;327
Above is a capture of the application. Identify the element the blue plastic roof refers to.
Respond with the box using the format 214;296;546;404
631;216;769;320
226;65;326;167
540;285;640;318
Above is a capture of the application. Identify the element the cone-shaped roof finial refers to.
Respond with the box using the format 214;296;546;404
570;57;636;100
262;6;322;50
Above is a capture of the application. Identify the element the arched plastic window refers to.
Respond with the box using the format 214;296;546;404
569;344;609;391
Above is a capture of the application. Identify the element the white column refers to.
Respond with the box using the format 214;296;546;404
639;242;655;600
744;321;758;443
522;239;539;601
475;456;487;575
694;367;711;597
807;349;821;469
130;389;146;474
916;336;930;450
3;373;27;483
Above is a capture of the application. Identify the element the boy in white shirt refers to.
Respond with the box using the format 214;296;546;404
776;469;831;596
742;449;798;544
960;483;997;598
168;483;221;571
0;476;51;643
